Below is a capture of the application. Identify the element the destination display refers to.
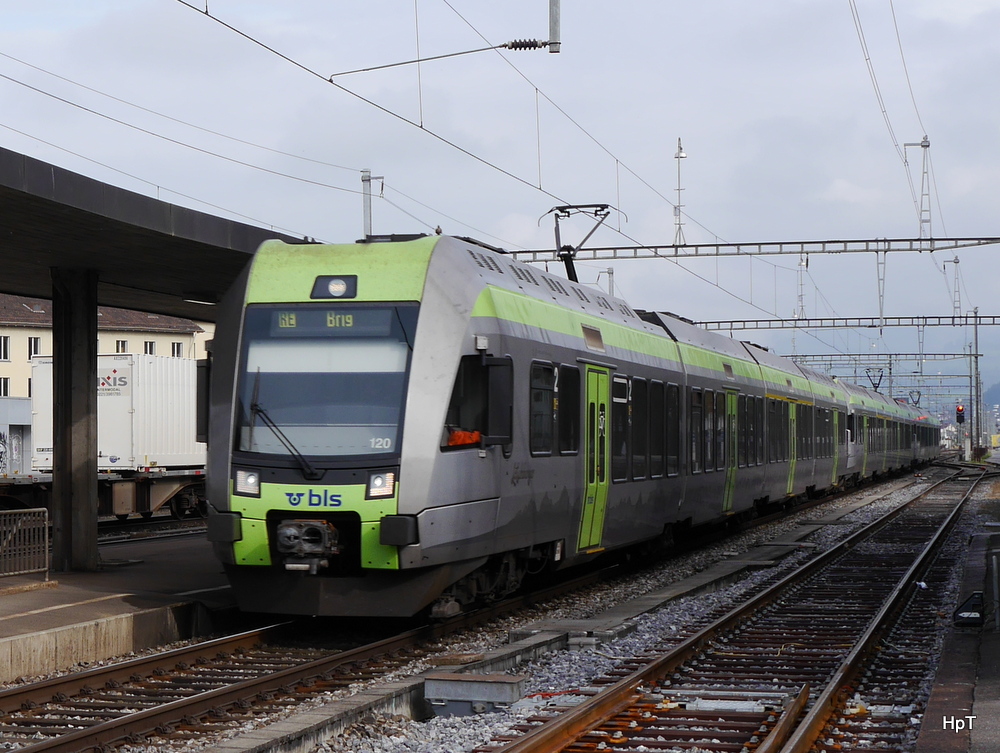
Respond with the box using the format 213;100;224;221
268;307;394;337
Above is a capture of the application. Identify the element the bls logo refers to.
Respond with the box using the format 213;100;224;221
285;489;342;507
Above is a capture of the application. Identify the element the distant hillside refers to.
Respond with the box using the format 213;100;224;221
986;382;1000;409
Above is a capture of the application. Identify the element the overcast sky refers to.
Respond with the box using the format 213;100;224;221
2;1;998;417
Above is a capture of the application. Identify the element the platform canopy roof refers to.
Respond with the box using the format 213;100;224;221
0;145;302;323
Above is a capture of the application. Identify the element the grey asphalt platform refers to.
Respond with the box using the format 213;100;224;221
916;462;1000;753
0;532;237;683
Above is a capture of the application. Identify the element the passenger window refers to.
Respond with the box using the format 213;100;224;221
649;381;665;477
690;388;703;474
666;384;680;476
738;394;748;467
558;365;580;453
715;391;726;471
632;378;648;479
612;376;629;482
704;389;714;472
529;363;555;454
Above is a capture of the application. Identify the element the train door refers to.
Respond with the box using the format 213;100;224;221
579;366;610;551
723;391;738;513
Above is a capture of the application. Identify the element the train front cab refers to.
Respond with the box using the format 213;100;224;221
205;236;491;616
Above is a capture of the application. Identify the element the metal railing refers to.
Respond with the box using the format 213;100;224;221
0;508;49;579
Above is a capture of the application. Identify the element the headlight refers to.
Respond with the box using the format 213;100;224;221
234;468;261;497
367;470;396;499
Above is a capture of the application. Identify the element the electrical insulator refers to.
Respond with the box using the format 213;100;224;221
956;405;965;424
506;39;544;50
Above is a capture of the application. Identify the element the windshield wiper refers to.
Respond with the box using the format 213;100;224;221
249;369;323;481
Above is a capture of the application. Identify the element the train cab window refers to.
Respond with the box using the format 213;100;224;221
649;381;665;477
444;355;489;448
704;390;715;472
666;383;680;476
529;363;555;454
632;378;648;479
558;365;580;453
690;388;704;473
612;376;630;482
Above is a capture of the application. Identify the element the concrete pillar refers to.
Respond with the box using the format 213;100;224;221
50;268;99;571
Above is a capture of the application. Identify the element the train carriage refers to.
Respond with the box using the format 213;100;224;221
204;234;940;618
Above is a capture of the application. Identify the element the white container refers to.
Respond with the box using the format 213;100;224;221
31;355;206;471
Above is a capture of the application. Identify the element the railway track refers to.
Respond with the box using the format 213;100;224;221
0;469;959;752
0;552;619;752
478;467;981;753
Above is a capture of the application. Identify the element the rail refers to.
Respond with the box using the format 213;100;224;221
491;469;973;753
0;507;48;579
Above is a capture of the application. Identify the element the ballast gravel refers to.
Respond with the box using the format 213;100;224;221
313;476;982;753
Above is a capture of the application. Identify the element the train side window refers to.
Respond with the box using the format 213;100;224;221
612;376;630;482
443;355;488;448
632;378;648;479
587;403;596;483
703;389;715;472
649;381;665;478
666;383;680;476
690;388;703;473
767;399;778;463
558;365;580;454
529;362;555;455
756;397;765;465
738;394;748;467
715;391;726;471
779;402;792;460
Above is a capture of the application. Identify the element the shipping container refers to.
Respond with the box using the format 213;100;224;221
31;354;205;471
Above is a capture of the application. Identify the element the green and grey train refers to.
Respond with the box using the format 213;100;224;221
204;234;940;617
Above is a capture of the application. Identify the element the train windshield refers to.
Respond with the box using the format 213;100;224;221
235;304;418;459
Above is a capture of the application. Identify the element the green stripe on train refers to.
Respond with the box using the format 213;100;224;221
247;237;439;304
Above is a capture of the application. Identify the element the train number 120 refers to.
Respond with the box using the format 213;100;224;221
370;437;392;449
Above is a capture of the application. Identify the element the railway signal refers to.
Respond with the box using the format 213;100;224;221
956;404;966;424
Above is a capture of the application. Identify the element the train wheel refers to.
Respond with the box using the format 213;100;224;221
116;514;129;521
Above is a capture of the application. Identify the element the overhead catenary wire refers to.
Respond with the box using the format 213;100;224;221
171;0;862;338
0;70;363;197
173;0;571;207
0;48;523;248
0;51;360;175
0;119;312;238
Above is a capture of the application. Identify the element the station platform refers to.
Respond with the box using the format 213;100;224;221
0;532;236;683
916;466;1000;753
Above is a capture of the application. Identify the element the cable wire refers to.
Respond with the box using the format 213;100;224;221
173;0;570;206
0;70;363;196
0;50;360;174
0;119;314;238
